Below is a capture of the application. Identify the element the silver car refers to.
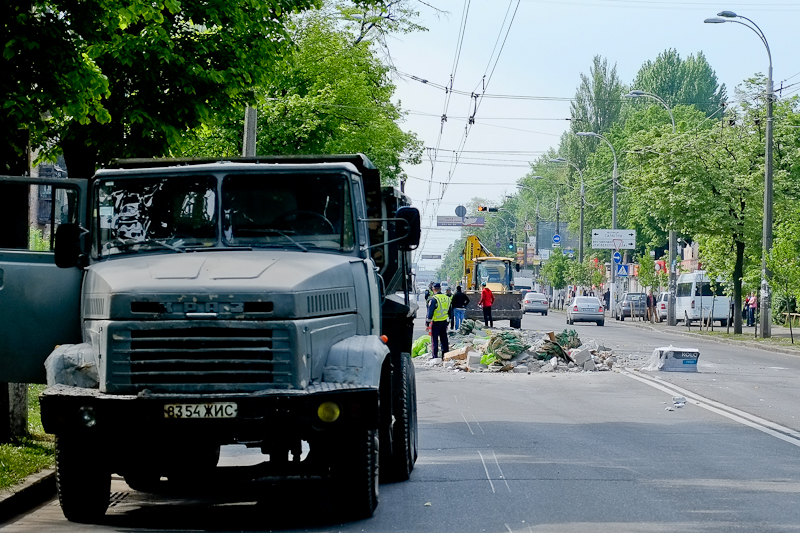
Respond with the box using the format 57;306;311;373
522;292;549;315
656;292;669;322
567;296;605;326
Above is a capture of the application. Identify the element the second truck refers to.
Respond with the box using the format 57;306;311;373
461;235;524;328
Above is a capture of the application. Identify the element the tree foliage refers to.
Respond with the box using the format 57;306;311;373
632;49;727;116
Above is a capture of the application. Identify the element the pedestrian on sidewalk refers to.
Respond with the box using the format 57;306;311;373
647;290;656;323
747;292;758;326
603;289;610;314
451;285;470;331
426;283;451;358
478;282;494;327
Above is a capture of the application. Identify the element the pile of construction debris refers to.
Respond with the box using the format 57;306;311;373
412;320;618;374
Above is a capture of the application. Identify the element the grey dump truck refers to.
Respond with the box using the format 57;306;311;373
0;154;420;522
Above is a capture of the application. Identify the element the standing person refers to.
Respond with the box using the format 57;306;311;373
424;282;433;303
647;290;656;323
425;283;451;358
478;282;494;327
451;285;470;331
603;288;610;314
445;287;454;330
747;292;758;327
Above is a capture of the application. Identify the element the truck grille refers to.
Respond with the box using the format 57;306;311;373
108;325;293;393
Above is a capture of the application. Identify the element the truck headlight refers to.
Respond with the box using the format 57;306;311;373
317;402;341;423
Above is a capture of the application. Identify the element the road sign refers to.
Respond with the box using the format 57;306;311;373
552;243;561;248
591;229;636;249
613;251;622;263
566;250;575;259
455;205;467;217
437;216;485;227
421;254;441;259
524;223;533;231
553;234;561;244
616;264;629;277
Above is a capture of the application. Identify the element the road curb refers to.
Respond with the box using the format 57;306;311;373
618;319;800;357
0;468;56;524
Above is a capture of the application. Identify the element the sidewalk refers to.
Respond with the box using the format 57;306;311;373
0;468;55;524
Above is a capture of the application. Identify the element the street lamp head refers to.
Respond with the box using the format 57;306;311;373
704;17;728;24
549;158;567;163
625;90;645;97
717;10;737;18
576;131;598;138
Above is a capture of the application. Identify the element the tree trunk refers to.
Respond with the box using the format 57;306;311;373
0;384;28;443
733;239;745;334
61;125;99;180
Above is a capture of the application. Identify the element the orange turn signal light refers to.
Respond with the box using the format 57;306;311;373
380;335;389;344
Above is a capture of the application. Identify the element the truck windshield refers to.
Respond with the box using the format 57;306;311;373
96;176;217;257
222;174;354;252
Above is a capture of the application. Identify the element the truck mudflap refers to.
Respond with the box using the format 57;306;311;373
40;383;379;441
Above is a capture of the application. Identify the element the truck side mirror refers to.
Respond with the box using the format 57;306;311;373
395;206;420;250
54;223;89;268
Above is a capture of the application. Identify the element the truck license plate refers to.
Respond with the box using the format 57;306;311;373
163;402;238;419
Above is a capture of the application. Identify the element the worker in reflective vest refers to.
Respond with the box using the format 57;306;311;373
426;283;451;358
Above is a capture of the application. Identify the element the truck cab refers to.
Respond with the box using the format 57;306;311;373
0;154;420;522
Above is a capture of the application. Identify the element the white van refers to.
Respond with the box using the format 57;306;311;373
514;276;533;296
675;271;730;326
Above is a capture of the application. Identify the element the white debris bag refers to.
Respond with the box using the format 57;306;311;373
44;343;99;388
644;346;699;372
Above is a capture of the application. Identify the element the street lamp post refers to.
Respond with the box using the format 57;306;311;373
550;158;585;263
576;132;619;314
624;89;678;325
705;11;773;337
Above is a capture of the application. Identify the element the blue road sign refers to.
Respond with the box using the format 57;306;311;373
616;264;629;277
553;234;561;244
613;251;622;263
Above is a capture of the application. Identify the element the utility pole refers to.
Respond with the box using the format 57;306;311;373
243;105;257;157
667;230;677;326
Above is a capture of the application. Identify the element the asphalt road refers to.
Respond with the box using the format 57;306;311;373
5;309;800;532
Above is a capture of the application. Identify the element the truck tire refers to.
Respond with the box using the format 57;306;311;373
383;353;418;482
332;429;380;520
510;318;522;329
719;319;728;327
56;435;110;523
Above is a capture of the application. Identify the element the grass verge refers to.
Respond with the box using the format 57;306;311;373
0;384;55;491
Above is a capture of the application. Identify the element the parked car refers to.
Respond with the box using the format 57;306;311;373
656;292;669;322
615;292;646;321
567;296;604;326
522;292;549;315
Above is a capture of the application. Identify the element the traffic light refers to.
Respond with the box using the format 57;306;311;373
477;206;498;212
508;240;514;250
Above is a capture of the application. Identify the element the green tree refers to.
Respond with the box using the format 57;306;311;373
632;49;727;116
4;0;321;178
541;251;570;292
567;259;592;288
177;6;423;184
637;249;657;292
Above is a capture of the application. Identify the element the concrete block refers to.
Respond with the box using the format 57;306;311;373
583;359;597;371
466;352;482;365
513;365;528;373
572;348;592;366
539;365;554;373
444;346;469;361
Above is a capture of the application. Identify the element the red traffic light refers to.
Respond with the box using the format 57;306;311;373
477;206;498;212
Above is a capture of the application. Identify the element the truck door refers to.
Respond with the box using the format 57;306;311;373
0;177;87;383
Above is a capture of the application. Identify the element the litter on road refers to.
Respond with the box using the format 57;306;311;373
412;321;622;374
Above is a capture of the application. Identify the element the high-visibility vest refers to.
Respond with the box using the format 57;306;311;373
432;293;451;322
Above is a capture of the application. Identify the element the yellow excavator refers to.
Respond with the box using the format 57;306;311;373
462;235;523;328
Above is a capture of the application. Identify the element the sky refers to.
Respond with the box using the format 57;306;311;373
384;0;800;272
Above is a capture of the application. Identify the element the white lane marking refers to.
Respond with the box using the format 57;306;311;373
477;450;496;493
454;394;459;403
470;413;485;434
461;412;474;435
493;450;512;492
622;371;800;448
504;524;514;533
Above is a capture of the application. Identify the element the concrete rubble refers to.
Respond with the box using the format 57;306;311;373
412;321;623;374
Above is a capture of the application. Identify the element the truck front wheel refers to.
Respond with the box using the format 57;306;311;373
56;435;110;523
510;318;522;329
331;429;379;519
